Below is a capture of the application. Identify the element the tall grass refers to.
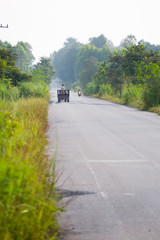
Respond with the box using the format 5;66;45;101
19;81;50;100
0;83;20;100
84;81;97;95
0;98;61;240
98;84;114;97
122;84;143;107
90;83;144;109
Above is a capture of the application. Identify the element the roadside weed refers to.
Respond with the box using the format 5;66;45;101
0;98;61;240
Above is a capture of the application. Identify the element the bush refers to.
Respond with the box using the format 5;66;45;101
6;66;32;86
98;84;114;97
84;81;97;95
137;62;160;108
143;84;160;108
122;84;143;105
0;83;20;100
19;81;50;100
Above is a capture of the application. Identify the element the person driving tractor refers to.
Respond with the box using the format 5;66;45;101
61;84;65;91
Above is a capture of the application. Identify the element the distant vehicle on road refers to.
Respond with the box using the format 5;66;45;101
57;90;70;102
78;89;81;97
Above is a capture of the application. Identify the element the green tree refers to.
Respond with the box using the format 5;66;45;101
121;44;160;85
0;48;17;66
51;38;82;84
33;57;55;84
121;44;146;83
0;57;7;82
79;56;98;89
63;37;79;47
89;34;114;49
89;34;107;48
0;48;32;86
119;34;137;48
139;39;160;53
92;42;160;102
135;62;160;107
13;42;35;72
6;67;32;86
92;61;109;93
0;40;12;50
75;44;112;81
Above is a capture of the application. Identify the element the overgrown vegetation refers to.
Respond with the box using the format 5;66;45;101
0;99;61;240
0;42;60;239
19;81;50;100
0;47;54;100
91;44;160;110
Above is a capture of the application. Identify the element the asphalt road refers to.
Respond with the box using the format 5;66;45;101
47;86;160;240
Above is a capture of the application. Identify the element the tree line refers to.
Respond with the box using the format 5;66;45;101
50;35;114;88
50;34;160;108
0;41;55;100
0;40;35;72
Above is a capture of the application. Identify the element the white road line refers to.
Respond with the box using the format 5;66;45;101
86;159;147;163
123;192;135;196
86;161;108;199
79;150;108;199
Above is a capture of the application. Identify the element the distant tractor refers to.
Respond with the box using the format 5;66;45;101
57;90;70;102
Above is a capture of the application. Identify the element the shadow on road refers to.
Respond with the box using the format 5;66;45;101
58;189;96;198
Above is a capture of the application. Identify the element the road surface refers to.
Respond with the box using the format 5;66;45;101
47;86;160;240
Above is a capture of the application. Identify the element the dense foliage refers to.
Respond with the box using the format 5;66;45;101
32;57;55;85
75;44;112;83
0;40;35;72
0;48;31;85
51;34;160;109
0;45;55;100
51;38;82;86
91;43;160;108
50;35;113;88
89;34;114;49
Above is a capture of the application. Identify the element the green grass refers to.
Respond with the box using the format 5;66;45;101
93;91;160;115
0;83;20;101
19;81;50;100
91;84;145;110
92;93;123;104
0;98;61;240
148;106;160;115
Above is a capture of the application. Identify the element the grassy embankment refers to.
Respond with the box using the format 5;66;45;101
0;83;61;239
98;94;160;114
91;85;160;115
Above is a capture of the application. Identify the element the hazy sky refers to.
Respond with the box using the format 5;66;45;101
1;0;160;62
